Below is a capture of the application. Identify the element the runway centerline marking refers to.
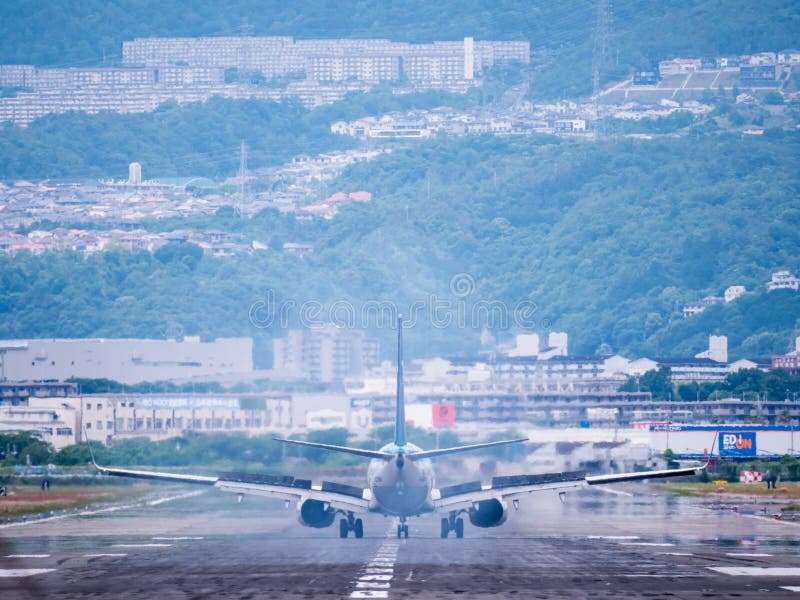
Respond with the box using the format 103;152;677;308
781;587;800;592
726;553;773;557
350;531;398;599
5;554;50;558
84;553;128;558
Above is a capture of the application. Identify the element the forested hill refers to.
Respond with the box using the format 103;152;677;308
1;1;798;98
2;132;798;361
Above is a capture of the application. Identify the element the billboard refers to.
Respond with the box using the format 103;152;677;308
432;404;456;429
720;431;757;457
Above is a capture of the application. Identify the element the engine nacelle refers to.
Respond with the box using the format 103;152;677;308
298;499;336;528
468;498;508;528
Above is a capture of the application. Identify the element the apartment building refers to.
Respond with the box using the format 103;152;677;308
273;325;379;383
6;394;293;449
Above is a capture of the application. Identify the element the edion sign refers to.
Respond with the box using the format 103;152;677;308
720;432;757;457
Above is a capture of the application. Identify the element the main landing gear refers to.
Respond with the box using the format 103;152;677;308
441;511;464;539
339;511;364;539
397;517;409;539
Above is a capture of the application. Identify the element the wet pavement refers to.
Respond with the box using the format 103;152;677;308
1;485;799;599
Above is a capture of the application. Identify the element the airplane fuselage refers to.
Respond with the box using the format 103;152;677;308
367;443;435;517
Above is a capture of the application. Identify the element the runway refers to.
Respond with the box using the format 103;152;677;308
1;484;800;599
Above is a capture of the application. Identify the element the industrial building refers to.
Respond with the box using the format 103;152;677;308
0;337;253;384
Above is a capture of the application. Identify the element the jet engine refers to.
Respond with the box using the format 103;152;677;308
467;498;508;528
298;499;336;528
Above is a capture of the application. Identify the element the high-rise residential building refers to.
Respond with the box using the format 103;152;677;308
128;162;142;185
464;37;474;80
273;325;379;382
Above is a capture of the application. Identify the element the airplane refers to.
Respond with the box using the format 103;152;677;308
89;317;708;539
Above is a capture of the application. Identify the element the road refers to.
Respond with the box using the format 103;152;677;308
1;484;799;599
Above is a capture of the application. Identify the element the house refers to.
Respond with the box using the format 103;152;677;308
724;286;746;302
766;271;800;292
682;296;722;317
282;242;314;258
772;336;800;375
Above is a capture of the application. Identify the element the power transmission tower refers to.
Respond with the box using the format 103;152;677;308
592;0;610;98
592;0;611;135
236;141;248;217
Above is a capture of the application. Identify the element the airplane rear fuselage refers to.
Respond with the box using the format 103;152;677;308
368;443;435;517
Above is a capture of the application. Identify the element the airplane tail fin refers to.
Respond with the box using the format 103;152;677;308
395;315;406;447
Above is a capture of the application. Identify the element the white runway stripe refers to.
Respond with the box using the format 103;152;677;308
781;587;800;592
147;491;204;506
710;567;800;576
726;553;773;557
5;554;50;558
0;569;55;577
621;542;675;547
111;543;172;548
350;530;398;599
0;491;205;530
84;553;127;558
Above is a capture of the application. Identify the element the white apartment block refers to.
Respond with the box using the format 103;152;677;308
0;36;529;126
273;325;379;383
2;395;292;449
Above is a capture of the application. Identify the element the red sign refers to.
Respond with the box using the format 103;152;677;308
432;404;456;428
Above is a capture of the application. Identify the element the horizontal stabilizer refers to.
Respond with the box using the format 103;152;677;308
273;438;393;460
408;438;528;460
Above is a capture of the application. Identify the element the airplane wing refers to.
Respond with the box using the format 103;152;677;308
93;463;370;513
432;463;704;511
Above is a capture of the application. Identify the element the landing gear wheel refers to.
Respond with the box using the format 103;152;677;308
440;518;449;539
339;518;349;538
403;524;409;539
397;524;402;539
354;518;364;539
455;518;464;538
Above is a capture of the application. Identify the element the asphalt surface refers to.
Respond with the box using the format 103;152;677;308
1;484;800;599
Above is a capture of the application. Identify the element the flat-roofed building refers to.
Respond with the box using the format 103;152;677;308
273;325;379;383
0;337;253;384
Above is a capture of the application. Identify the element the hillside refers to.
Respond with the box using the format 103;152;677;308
1;131;798;361
0;91;476;179
1;1;798;99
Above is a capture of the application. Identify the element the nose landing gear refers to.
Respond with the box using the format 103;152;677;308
339;511;364;538
440;511;464;538
396;517;409;538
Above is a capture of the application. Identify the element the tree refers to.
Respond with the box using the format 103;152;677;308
620;367;674;401
154;242;203;270
764;91;784;105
